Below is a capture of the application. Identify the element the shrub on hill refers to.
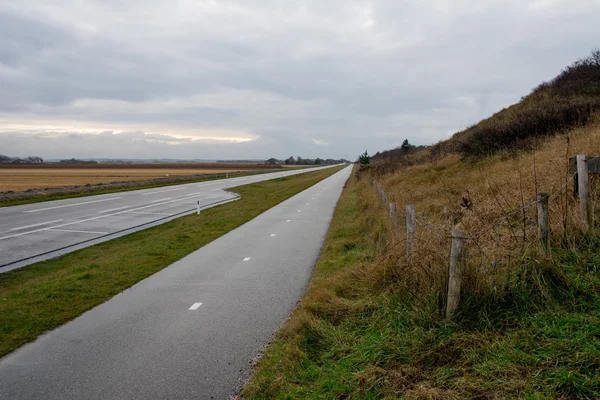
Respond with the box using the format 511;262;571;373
454;49;600;158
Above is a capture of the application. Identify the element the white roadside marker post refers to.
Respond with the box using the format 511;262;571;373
197;200;200;215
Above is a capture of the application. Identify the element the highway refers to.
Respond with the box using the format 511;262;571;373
0;165;340;273
0;165;352;400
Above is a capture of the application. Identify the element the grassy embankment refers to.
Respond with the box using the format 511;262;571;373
0;167;300;208
245;142;600;399
243;53;600;398
0;165;343;358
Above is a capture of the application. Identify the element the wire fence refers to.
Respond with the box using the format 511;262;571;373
367;154;599;317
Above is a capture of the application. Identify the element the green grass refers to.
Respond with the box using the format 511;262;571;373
0;168;299;208
243;170;600;399
0;166;343;358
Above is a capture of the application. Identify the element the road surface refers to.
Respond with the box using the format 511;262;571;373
0;165;340;272
0;165;352;400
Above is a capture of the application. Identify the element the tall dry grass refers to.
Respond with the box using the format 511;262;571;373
365;120;600;312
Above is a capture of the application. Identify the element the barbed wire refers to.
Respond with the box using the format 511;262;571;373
414;212;453;238
369;163;596;250
466;199;538;241
547;172;576;200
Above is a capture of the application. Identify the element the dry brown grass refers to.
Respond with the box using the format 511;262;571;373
0;167;245;191
245;159;600;398
368;119;600;305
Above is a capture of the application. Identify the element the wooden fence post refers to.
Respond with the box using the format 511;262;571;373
381;189;387;207
446;229;466;318
537;192;549;257
576;154;592;231
389;203;398;226
406;205;416;259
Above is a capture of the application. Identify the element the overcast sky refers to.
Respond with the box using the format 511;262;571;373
1;0;598;160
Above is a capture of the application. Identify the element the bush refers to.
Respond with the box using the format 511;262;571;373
455;49;600;158
458;98;600;157
371;49;600;165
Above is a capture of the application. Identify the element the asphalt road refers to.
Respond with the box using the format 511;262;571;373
0;165;352;400
0;165;341;273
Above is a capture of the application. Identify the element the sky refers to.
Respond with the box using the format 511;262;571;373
1;1;599;161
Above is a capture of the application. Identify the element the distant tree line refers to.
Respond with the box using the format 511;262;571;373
59;158;99;165
268;157;349;165
0;154;44;164
370;139;427;161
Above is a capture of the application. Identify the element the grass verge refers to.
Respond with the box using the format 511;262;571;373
243;168;600;399
0;165;343;358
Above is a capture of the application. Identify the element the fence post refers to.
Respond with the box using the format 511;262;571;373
537;192;549;257
446;229;466;318
576;154;592;231
389;203;398;226
406;205;416;259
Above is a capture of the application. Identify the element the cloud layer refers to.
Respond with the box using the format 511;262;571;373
1;0;599;159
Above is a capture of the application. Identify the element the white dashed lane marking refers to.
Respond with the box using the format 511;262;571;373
10;220;64;231
270;234;276;237
97;206;130;214
286;220;291;222
189;303;203;310
141;187;186;196
243;257;251;261
47;229;109;235
127;211;173;216
24;197;123;213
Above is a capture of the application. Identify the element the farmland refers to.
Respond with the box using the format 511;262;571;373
0;163;281;192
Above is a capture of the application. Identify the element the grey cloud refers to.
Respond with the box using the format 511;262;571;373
1;0;599;159
0;10;73;66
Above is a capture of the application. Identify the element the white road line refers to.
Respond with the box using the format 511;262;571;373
0;193;211;241
270;234;276;237
151;198;172;203
47;228;109;235
297;210;301;212
168;192;221;203
286;220;291;222
140;187;186;196
0;167;326;241
97;206;130;214
189;302;203;310
10;219;64;231
243;257;251;261
24;197;123;213
127;211;173;216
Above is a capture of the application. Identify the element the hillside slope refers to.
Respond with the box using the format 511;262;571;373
243;52;600;399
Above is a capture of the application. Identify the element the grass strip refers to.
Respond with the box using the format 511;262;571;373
244;169;600;399
0;165;344;358
243;166;376;399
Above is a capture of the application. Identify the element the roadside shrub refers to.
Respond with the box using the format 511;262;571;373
458;98;600;157
456;49;600;158
370;49;600;166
